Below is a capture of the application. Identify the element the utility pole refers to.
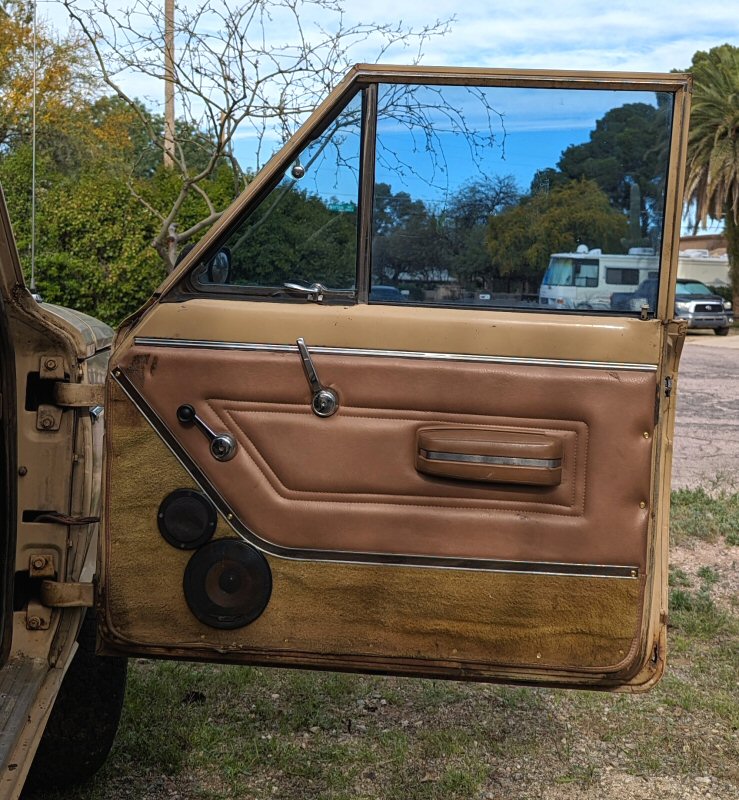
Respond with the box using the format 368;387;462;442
164;0;176;265
163;0;175;169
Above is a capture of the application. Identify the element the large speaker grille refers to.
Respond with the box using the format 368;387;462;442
183;540;272;629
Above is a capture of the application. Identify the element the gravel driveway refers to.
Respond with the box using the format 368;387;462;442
672;330;739;489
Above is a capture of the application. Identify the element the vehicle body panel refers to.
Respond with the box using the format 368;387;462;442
0;188;112;797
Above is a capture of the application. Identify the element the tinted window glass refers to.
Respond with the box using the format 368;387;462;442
606;268;641;285
371;83;673;312
676;281;713;296
196;92;362;293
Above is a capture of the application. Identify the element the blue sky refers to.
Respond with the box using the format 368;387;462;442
48;0;738;73
42;1;739;107
42;0;737;231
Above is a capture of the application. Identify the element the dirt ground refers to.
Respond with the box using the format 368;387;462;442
672;329;739;489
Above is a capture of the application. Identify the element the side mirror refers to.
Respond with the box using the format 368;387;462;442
207;247;232;284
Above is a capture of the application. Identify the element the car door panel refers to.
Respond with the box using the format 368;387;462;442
100;66;691;691
103;301;658;685
104;386;643;678
113;320;655;566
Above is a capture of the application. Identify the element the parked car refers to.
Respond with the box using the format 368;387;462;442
0;63;694;797
368;284;404;301
611;277;733;334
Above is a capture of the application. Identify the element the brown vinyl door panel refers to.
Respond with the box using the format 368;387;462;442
102;303;662;686
114;336;654;566
100;66;690;690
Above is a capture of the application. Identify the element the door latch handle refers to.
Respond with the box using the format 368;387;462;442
296;338;339;417
283;282;356;303
176;404;237;461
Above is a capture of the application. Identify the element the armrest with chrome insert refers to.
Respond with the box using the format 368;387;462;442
416;427;563;486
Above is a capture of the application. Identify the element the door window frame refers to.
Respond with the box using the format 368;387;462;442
161;66;691;323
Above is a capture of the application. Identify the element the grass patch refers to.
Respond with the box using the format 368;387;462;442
670;486;739;545
669;565;735;639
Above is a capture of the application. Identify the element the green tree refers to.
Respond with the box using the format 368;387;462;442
226;185;358;289
553;101;671;240
63;0;451;269
684;44;739;309
372;183;440;284
0;1;95;154
487;180;628;289
31;166;166;324
444;176;519;289
0;0;243;324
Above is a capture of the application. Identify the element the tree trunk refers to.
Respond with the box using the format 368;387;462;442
725;212;739;312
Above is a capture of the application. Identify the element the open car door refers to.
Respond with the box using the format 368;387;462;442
99;66;691;690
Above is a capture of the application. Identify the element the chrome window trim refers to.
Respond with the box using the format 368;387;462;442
133;337;658;372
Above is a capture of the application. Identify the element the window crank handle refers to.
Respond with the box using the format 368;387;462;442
296;339;339;417
176;404;237;461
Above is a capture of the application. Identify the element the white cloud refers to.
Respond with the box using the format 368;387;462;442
42;0;739;76
37;0;738;172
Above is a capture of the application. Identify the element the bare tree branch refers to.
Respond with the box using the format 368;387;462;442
62;0;453;270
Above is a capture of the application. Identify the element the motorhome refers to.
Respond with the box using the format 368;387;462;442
538;246;730;310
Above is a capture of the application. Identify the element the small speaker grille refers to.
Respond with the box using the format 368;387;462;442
157;489;217;550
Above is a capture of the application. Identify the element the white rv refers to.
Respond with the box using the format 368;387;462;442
538;246;730;310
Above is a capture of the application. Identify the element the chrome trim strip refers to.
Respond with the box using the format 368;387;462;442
419;450;561;469
133;337;658;372
110;368;640;580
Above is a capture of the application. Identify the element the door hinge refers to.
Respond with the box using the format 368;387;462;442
39;355;66;380
664;376;673;397
40;580;94;608
36;382;104;431
52;382;105;408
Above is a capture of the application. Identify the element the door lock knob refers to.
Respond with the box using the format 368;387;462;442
176;404;237;462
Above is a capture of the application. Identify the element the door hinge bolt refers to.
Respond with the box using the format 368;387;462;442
31;557;46;570
27;616;41;630
44;358;57;371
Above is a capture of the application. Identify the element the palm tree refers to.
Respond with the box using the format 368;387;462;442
684;44;739;308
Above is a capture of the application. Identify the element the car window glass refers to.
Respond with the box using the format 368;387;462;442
370;83;674;313
677;281;712;295
195;92;362;293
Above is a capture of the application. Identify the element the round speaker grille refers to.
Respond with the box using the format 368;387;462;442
157;489;217;550
183;540;272;629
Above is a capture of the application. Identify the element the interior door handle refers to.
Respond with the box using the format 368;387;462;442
416;427;563;486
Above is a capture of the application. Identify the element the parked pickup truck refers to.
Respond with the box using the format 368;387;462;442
611;278;734;335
